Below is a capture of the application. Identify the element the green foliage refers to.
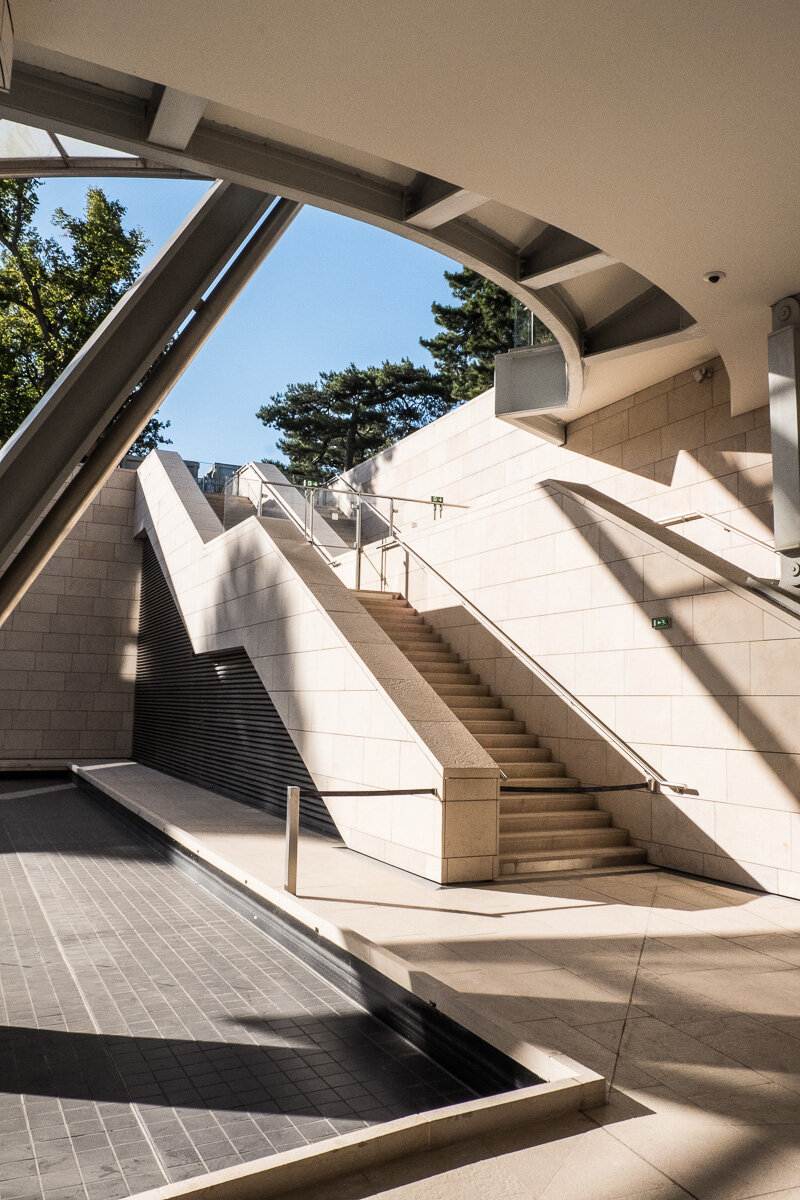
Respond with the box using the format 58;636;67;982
128;413;172;455
420;266;554;402
257;359;453;482
0;178;169;453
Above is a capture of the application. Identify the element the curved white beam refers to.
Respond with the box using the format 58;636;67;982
0;62;713;418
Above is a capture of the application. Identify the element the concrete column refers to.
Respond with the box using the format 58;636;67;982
768;296;800;591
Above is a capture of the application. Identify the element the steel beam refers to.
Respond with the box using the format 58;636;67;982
0;156;204;179
0;179;274;577
404;173;486;229
583;285;699;361
519;226;617;288
0;198;301;628
0;63;584;403
0;0;12;93
768;296;800;591
147;84;207;150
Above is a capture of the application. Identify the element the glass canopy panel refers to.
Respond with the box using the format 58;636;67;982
56;134;135;160
0;120;59;158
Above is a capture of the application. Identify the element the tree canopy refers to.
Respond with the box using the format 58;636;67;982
256;359;452;482
0;177;171;453
420;266;554;402
257;267;556;479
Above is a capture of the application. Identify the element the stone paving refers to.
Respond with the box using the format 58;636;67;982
77;762;800;1200
0;780;474;1200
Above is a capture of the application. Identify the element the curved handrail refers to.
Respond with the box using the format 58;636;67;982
658;510;776;554
338;482;686;796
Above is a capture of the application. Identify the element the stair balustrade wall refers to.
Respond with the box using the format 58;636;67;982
338;364;800;900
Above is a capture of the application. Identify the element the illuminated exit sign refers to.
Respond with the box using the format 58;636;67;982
651;616;672;629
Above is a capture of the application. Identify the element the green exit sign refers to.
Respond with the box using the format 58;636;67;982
431;495;443;504
652;616;672;629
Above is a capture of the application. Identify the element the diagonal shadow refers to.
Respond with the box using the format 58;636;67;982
0;1017;474;1117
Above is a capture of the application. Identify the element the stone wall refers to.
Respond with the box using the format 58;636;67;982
346;356;774;579
340;361;800;899
135;452;501;884
0;470;140;766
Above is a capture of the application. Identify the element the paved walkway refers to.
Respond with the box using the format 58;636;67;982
73;763;800;1200
0;779;474;1200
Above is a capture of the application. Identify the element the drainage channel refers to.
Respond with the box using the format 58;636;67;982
0;776;541;1200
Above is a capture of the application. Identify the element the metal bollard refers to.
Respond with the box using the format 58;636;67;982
284;785;300;894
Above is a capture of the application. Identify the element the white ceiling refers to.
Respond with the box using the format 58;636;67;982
13;0;800;415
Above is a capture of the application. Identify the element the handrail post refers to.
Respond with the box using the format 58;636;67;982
285;785;300;894
355;494;363;590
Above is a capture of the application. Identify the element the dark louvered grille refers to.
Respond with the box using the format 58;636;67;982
133;538;335;835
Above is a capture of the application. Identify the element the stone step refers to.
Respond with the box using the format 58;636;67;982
422;670;481;686
372;616;428;629
497;844;647;877
392;635;446;650
501;792;597;813
502;809;611;831
475;731;539;749
354;593;406;607
464;718;526;733
450;705;517;722
443;694;503;709
406;651;462;665
488;747;551;763
500;775;580;788
433;682;492;697
500;827;629;855
499;761;566;779
416;660;472;675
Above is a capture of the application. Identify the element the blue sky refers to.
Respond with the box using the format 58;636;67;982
35;178;458;465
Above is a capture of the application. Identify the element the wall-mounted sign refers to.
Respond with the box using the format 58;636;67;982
651;616;672;629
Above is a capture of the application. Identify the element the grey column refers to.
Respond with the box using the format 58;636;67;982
0;198;302;628
768;296;800;590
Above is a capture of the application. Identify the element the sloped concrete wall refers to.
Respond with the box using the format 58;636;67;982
135;452;500;884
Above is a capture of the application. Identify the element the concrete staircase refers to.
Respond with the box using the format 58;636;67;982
354;590;646;878
205;493;258;529
206;492;359;544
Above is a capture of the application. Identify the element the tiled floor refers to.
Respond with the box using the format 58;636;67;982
76;763;800;1200
0;781;474;1200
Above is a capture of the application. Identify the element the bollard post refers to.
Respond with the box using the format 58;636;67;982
354;494;363;590
285;785;300;894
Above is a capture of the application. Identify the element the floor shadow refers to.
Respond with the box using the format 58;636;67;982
479;868;753;909
0;786;166;860
0;1017;473;1117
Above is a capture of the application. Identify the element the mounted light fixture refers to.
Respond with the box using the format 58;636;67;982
703;270;727;284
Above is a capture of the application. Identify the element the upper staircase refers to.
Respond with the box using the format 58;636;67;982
205;492;258;529
353;590;647;878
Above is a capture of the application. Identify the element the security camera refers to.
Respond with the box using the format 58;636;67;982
703;270;726;284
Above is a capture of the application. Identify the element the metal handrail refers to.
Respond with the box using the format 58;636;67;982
251;470;466;587
283;783;441;894
337;484;686;796
256;478;340;564
658;510;776;554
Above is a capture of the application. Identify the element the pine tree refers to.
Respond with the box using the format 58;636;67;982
257;359;453;482
420;266;554;402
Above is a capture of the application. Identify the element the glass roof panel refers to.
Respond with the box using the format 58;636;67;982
0;120;59;159
56;134;135;160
